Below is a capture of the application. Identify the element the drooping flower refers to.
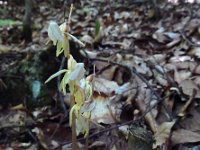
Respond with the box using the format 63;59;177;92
48;21;70;57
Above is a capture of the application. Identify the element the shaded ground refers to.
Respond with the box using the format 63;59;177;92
1;0;200;149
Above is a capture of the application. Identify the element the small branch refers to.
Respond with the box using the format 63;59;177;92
50;115;66;139
179;30;200;47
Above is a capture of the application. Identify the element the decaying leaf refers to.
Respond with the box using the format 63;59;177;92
90;95;121;124
174;69;191;84
153;121;175;148
189;47;200;58
0;44;12;53
32;127;48;149
172;129;200;145
179;79;200;98
93;77;119;96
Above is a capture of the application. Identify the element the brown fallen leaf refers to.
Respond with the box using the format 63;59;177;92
189;47;200;58
171;129;200;145
93;77;119;96
32;127;49;149
90;94;121;124
153;121;175;148
174;69;191;84
0;44;12;53
179;79;200;98
180;107;200;132
178;91;195;117
10;104;25;110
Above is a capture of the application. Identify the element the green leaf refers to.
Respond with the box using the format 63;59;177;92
56;41;64;57
95;20;100;37
0;19;22;27
45;69;67;83
66;33;85;47
60;72;70;95
63;35;70;57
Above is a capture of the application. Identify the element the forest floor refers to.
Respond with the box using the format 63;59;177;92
1;0;200;149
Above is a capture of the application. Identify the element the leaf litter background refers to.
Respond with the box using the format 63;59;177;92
1;0;200;149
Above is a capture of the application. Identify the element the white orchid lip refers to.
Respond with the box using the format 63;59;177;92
48;21;64;45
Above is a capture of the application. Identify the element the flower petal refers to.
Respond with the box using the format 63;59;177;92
69;63;85;80
48;21;64;45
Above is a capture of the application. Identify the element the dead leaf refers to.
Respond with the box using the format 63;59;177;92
32;127;49;149
80;50;97;59
172;129;200;145
153;121;175;148
189;47;200;58
10;104;25;110
0;44;12;53
174;69;191;84
178;94;194;117
93;77;119;96
81;35;94;45
90;95;122;124
179;79;200;98
169;56;191;63
179;104;200;132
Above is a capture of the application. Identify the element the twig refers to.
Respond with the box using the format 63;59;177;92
179;30;200;47
50;114;66;139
